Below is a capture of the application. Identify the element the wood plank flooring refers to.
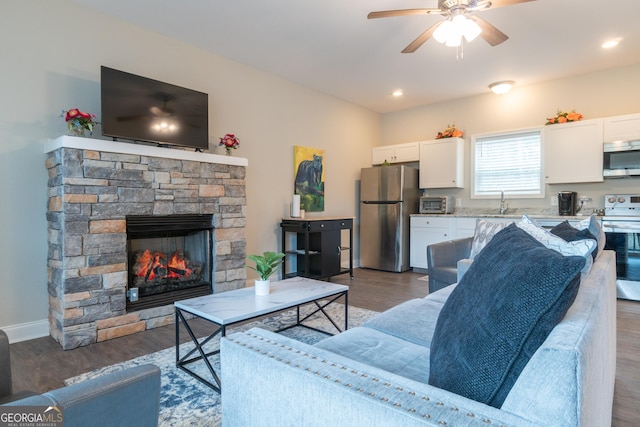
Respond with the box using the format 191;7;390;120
7;268;639;426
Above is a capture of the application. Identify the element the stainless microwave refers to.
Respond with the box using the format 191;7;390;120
419;196;455;214
604;140;640;177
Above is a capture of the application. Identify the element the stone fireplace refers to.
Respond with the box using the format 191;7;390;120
45;136;248;349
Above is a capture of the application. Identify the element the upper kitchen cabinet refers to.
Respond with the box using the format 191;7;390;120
543;118;604;184
419;138;464;188
371;142;420;165
604;113;640;142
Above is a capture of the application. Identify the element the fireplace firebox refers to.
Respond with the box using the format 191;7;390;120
126;214;213;311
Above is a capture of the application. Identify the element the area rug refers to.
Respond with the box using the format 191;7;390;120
65;303;378;427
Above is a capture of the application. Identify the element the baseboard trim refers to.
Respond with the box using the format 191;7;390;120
2;319;49;344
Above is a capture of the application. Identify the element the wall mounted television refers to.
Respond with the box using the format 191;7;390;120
101;66;209;150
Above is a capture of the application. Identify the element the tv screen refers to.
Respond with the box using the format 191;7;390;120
101;66;209;150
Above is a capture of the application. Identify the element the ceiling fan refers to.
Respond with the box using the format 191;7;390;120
368;0;535;53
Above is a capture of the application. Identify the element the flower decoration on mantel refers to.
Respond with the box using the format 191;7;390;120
435;124;463;139
545;109;583;125
219;133;240;155
61;108;99;136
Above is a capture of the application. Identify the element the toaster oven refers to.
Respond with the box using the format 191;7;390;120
419;196;455;214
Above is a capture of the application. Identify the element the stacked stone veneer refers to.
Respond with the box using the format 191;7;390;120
46;147;247;349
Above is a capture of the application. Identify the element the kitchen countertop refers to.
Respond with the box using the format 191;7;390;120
411;208;600;221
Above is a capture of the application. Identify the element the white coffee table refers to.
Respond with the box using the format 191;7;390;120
174;277;349;392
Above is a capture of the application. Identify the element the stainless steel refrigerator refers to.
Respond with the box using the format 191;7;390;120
360;165;419;272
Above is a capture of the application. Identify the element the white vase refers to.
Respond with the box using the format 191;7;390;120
255;279;270;296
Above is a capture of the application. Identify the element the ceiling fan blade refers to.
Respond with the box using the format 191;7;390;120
470;16;509;46
368;9;441;19
401;21;444;54
478;0;536;10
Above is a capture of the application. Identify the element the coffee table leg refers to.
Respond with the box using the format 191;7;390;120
175;307;223;392
279;291;348;334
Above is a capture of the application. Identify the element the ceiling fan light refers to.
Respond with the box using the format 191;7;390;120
445;34;462;47
433;20;453;44
489;81;515;95
463;18;482;42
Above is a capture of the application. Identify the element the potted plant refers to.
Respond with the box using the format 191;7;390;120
247;251;285;295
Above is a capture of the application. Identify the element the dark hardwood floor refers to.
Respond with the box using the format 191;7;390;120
8;268;639;426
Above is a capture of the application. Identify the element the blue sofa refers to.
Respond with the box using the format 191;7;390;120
1;329;161;427
221;242;616;426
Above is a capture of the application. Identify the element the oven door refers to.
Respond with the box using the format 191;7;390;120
603;219;640;301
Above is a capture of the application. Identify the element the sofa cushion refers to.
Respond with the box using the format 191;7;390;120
469;219;510;258
428;223;585;408
364;298;444;347
550;221;598;260
314;326;431;383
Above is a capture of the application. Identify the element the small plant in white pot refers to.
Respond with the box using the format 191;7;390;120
247;251;285;295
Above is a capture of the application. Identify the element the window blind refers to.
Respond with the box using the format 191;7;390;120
473;130;542;197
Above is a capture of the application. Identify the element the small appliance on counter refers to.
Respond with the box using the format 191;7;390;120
419;196;455;214
558;191;578;216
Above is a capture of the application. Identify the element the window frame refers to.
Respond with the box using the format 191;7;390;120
470;127;545;200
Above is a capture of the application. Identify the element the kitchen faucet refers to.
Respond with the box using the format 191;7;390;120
499;190;508;215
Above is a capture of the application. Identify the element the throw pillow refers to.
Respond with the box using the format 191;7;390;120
469;219;510;259
577;215;606;257
516;215;595;275
550;221;598;260
428;223;585;408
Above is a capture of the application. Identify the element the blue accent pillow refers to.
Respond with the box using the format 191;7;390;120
428;223;585;408
550;220;598;260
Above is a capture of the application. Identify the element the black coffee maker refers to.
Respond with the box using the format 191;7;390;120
558;191;577;216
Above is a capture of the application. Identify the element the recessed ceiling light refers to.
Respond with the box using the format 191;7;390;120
488;81;515;95
392;90;403;97
601;38;621;49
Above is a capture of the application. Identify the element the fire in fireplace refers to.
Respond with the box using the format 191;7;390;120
126;214;213;311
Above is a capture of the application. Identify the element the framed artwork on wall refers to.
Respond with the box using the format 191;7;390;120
294;146;324;212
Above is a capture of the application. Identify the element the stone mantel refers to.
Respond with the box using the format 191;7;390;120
45;135;248;167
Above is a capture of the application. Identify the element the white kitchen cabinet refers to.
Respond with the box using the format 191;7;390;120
419;138;464;188
604;113;640;142
455;217;477;239
371;142;419;165
409;216;454;269
543;118;603;184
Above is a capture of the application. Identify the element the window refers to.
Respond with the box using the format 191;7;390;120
472;129;543;198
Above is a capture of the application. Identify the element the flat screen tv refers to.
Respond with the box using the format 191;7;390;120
101;66;209;150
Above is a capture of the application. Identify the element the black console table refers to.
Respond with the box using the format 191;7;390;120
280;218;353;280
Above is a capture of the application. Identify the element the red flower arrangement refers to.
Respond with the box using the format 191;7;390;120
219;133;240;154
545;109;583;125
61;108;99;136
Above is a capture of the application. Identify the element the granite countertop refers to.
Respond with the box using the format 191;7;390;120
411;208;600;221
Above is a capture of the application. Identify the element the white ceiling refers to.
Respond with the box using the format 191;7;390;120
74;0;640;114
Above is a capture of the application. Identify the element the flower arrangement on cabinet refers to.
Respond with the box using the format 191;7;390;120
435;124;463;139
545;109;583;125
219;133;240;155
61;108;99;136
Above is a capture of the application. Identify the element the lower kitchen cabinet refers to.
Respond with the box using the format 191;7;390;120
280;218;353;280
409;216;454;269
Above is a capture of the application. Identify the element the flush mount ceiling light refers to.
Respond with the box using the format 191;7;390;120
601;38;621;49
489;81;515;95
392;90;404;97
